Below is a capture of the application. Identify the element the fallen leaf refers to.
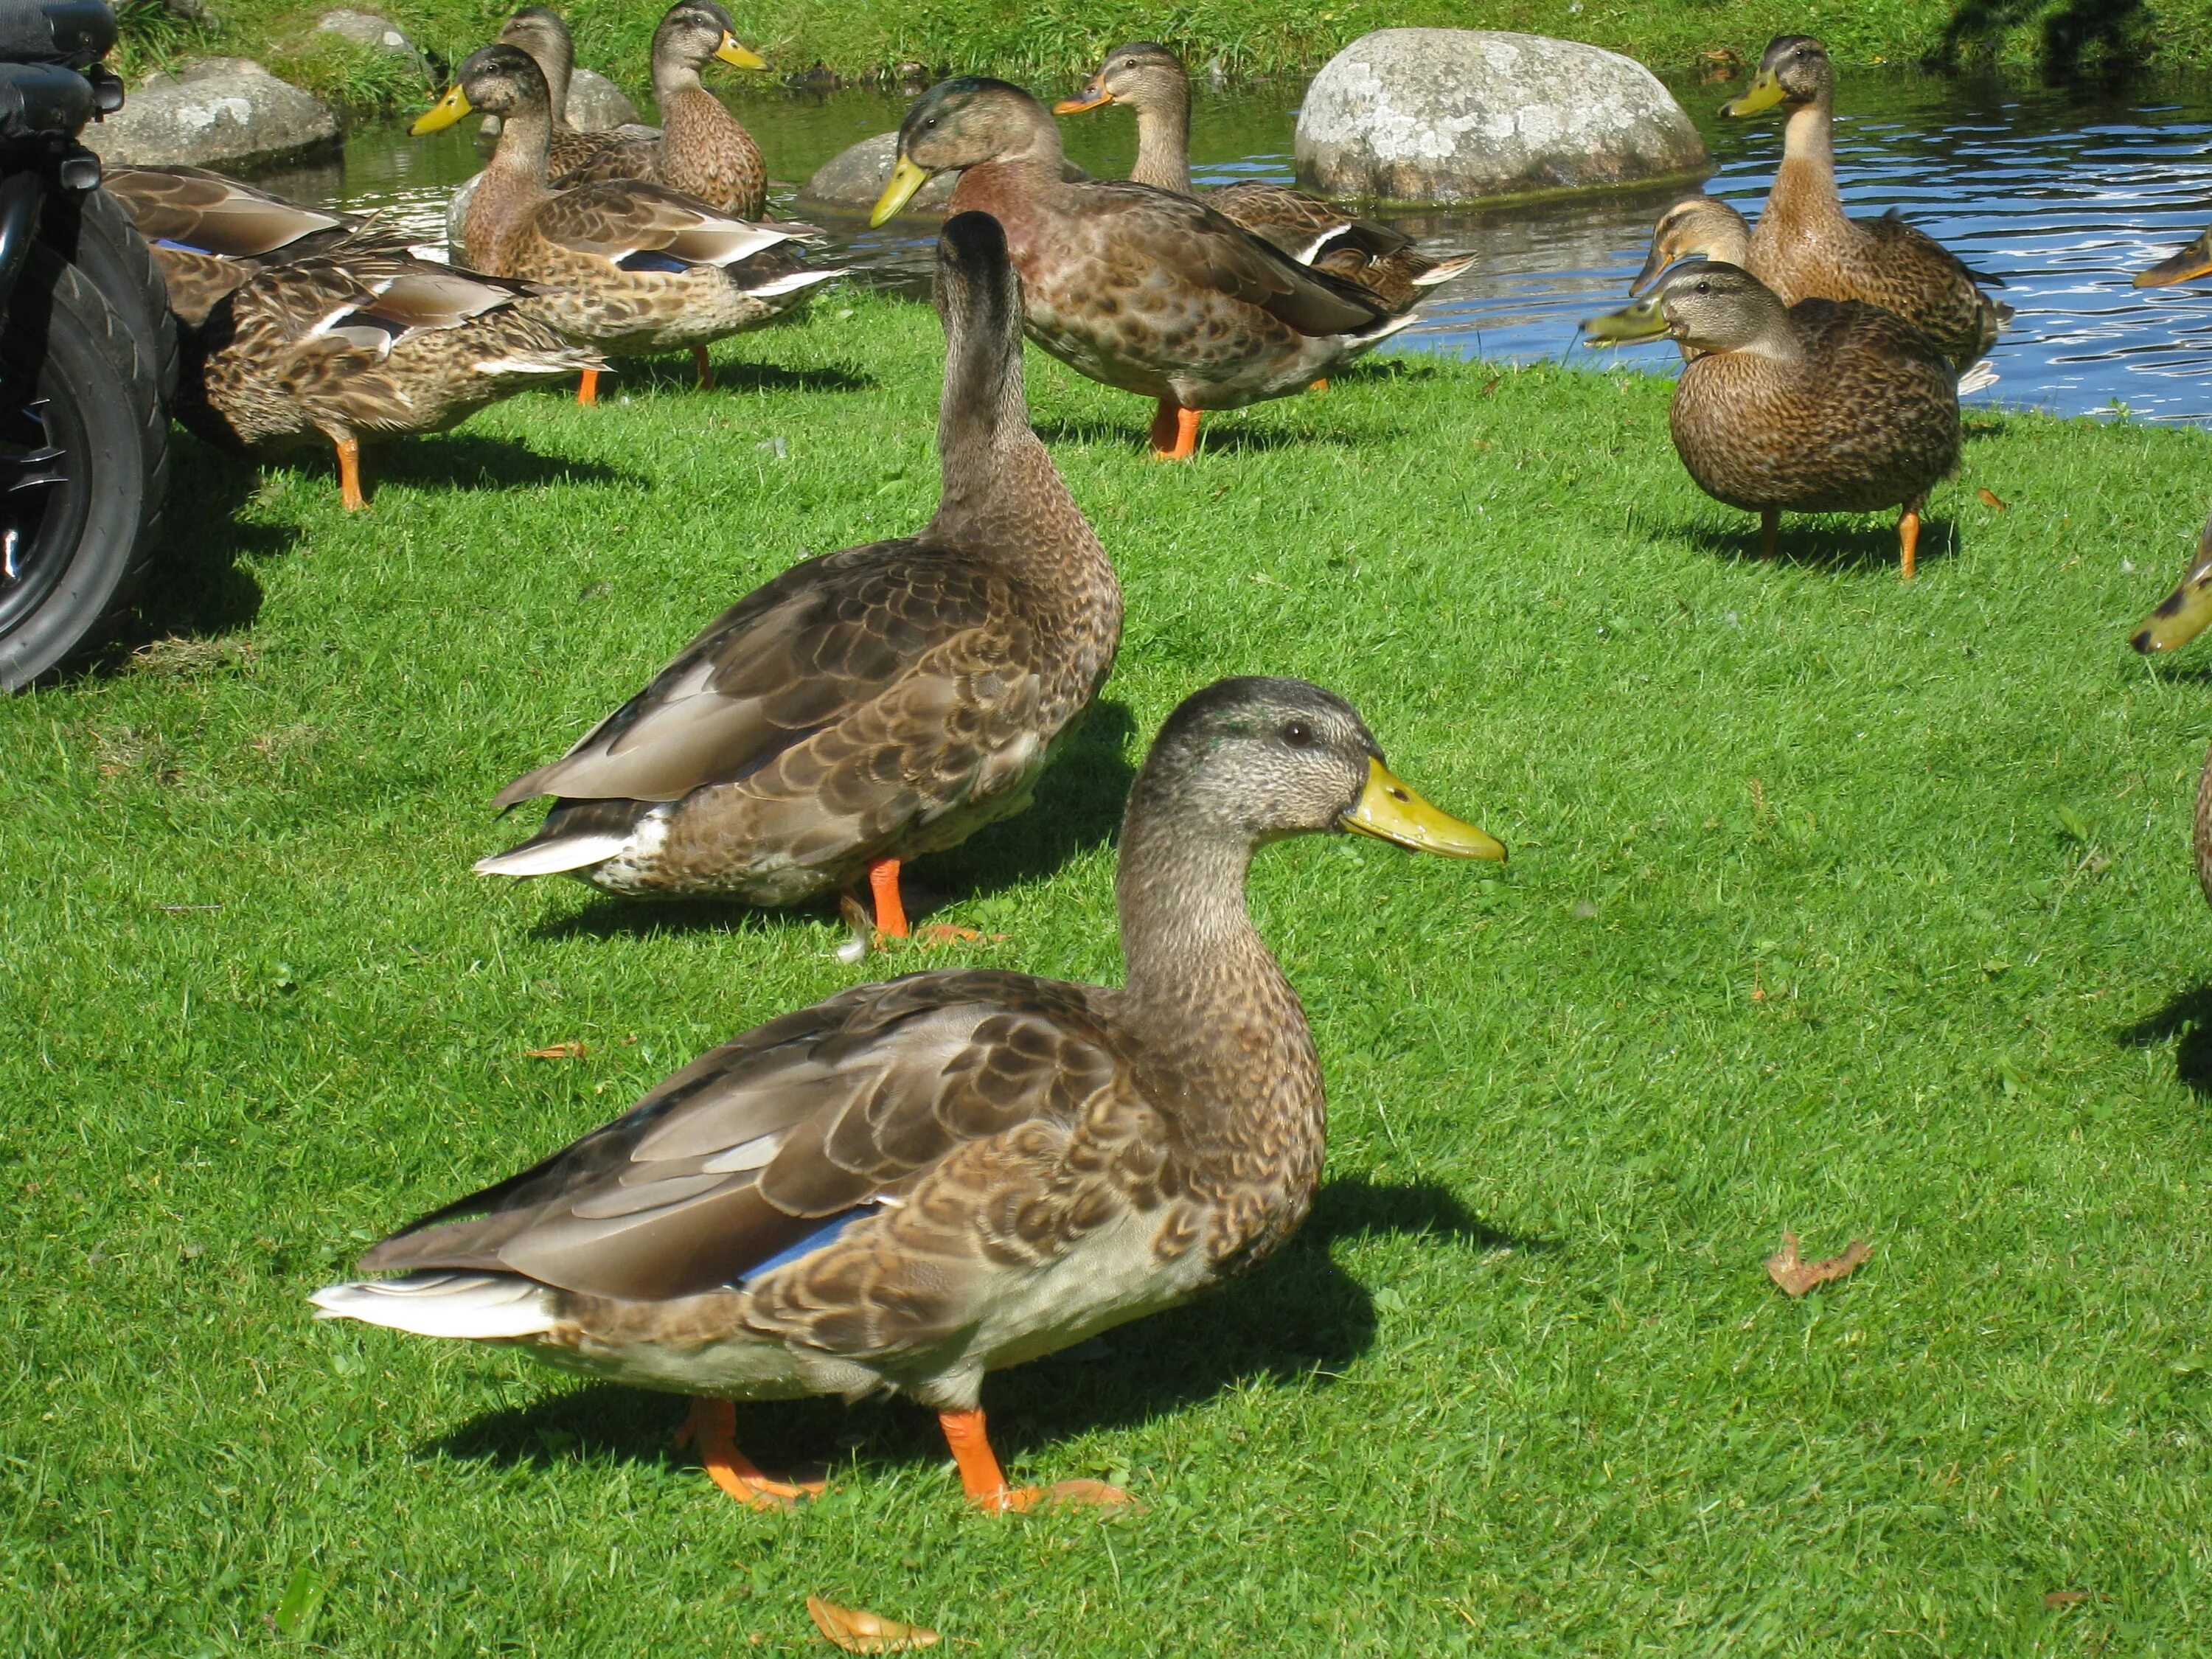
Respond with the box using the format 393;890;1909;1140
1767;1232;1872;1296
1978;487;2008;511
918;924;981;945
2044;1590;2088;1608
526;1041;588;1060
807;1596;939;1652
1479;376;1501;397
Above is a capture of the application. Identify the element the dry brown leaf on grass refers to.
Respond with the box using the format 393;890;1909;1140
2044;1590;2088;1608
806;1596;939;1652
1978;487;2009;512
1766;1232;1872;1295
526;1041;588;1060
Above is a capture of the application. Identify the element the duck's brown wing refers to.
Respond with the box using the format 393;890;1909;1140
552;132;661;189
530;179;805;267
490;541;1043;810
358;971;1146;1318
1207;181;1410;266
102;164;359;259
1859;212;2003;368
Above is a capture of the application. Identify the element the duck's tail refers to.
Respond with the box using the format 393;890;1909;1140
1410;251;1478;288
310;1271;558;1339
1957;358;2000;395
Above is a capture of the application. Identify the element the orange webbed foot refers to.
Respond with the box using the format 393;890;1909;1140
676;1399;825;1511
939;1408;1136;1514
867;858;909;940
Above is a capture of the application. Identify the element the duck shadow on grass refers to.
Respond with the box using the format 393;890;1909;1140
529;699;1138;942
598;354;877;399
424;1174;1550;1482
1680;515;1952;577
370;434;637;498
2118;984;2212;1095
1029;414;1402;457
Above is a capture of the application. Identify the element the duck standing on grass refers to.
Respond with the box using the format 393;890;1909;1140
872;77;1419;459
1719;35;2010;380
1052;42;1475;310
475;212;1120;945
413;46;841;404
2127;515;2212;902
315;676;1505;1512
1585;260;1959;578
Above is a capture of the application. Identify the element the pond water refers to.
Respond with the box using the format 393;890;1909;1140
266;68;2212;422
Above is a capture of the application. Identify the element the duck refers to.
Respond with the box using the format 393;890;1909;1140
313;673;1505;1512
176;243;602;510
872;77;1419;459
550;1;771;220
495;6;661;179
2128;515;2212;902
1585;259;1958;579
1051;42;1473;310
1720;35;2010;377
473;211;1120;942
100;164;367;328
2134;224;2212;288
412;45;841;403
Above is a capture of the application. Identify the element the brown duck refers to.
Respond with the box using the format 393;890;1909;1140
1586;260;1959;577
872;77;1418;459
1721;35;2009;376
552;1;771;220
414;45;839;403
102;164;366;328
314;675;1504;1512
2129;515;2212;902
1052;42;1473;311
495;6;659;178
475;211;1119;942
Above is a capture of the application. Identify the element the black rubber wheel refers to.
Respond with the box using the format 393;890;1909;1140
44;182;177;408
0;246;168;689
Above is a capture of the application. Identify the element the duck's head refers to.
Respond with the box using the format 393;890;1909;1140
412;44;547;133
1722;34;1831;117
653;0;766;74
497;7;571;77
1054;41;1187;119
872;77;1055;226
1630;196;1753;295
2135;226;2212;288
1135;678;1505;860
1585;260;1790;356
2130;515;2212;653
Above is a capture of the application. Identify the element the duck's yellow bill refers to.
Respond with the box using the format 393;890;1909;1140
2135;229;2212;288
1721;69;1785;116
1582;295;1669;344
714;33;767;71
1054;83;1113;116
1341;758;1506;861
870;156;931;227
409;85;473;136
2131;518;2212;653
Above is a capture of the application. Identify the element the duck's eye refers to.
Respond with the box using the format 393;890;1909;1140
1695;279;1711;293
1281;720;1317;748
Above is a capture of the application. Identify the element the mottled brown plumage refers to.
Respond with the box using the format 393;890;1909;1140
1054;44;1474;310
550;1;770;220
1723;35;2008;374
495;7;658;177
437;45;838;363
474;211;1119;911
313;677;1503;1510
878;79;1419;456
102;164;366;327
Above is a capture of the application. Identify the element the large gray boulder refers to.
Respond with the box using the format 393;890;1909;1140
84;58;341;169
566;68;642;133
316;10;427;77
1295;29;1706;204
801;131;1088;218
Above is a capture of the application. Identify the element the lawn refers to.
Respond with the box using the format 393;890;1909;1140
6;288;2212;1655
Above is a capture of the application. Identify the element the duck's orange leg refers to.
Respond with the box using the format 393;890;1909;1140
867;858;909;939
675;1399;824;1510
1310;378;1329;393
1898;500;1922;582
692;345;714;390
1149;398;1201;460
577;367;601;406
937;1407;1133;1514
335;437;366;512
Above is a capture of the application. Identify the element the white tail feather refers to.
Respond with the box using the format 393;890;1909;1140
472;353;602;377
473;832;627;877
310;1273;557;1339
1411;252;1478;288
742;267;847;299
1957;359;2000;395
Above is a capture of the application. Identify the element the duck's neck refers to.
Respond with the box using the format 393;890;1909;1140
541;50;574;130
470;103;552;266
945;111;1071;233
1128;89;1193;195
1769;95;1844;230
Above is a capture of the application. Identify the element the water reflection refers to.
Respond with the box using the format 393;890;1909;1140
298;70;2212;422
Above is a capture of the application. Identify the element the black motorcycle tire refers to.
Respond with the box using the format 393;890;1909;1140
52;181;178;406
0;245;168;688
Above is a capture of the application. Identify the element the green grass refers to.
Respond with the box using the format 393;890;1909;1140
9;291;2212;1654
114;0;2186;98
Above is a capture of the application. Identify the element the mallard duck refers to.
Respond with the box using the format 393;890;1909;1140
551;1;771;220
314;674;1503;1512
2135;225;2212;288
177;243;601;510
1052;43;1473;311
1721;35;2009;376
2129;515;2212;902
1585;260;1959;579
413;46;841;403
1628;195;1750;297
101;164;365;327
496;6;660;178
474;211;1119;942
872;77;1418;459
